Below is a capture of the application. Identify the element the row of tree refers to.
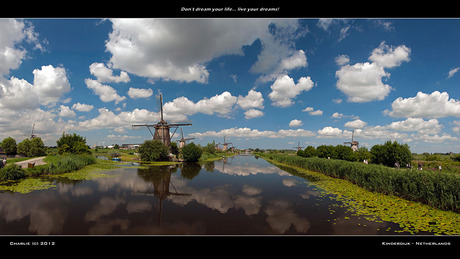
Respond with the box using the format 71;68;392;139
138;140;203;162
297;140;412;168
0;133;91;158
0;137;46;157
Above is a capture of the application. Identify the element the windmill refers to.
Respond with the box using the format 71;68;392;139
132;93;192;149
216;136;232;151
175;128;195;149
293;141;304;151
30;123;37;139
344;130;359;152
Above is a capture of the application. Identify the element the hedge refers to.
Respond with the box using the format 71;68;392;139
259;154;460;212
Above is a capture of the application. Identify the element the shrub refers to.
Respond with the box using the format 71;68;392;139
182;142;202;162
316;145;335;158
56;133;90;155
0;164;26;181
370;140;412;167
138;140;169;161
17;137;46;157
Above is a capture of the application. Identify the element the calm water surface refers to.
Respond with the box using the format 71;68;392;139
0;155;403;235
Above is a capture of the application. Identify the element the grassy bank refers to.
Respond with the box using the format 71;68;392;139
0;154;97;181
0;157;119;193
257;153;460;213
29;154;96;176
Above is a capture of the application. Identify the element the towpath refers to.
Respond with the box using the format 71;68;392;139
14;156;47;168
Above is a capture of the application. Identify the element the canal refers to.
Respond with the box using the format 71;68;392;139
0;155;404;235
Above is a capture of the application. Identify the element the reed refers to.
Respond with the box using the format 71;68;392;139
27;154;96;176
0;164;26;181
259;153;460;212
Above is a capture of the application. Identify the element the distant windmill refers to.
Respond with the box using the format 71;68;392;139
293;141;304;151
30;123;37;139
175;128;195;148
217;136;232;151
344;130;359;152
132;93;192;149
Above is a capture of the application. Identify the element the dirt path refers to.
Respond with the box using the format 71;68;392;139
14;156;47;168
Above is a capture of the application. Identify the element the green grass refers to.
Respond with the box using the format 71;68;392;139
27;154;96;176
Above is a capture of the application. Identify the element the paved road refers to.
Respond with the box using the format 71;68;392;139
14;156;47;168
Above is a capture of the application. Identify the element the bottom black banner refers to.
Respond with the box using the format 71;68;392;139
1;235;458;253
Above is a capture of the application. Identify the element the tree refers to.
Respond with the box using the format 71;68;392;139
356;146;371;162
316;145;334;158
333;145;355;161
56;132;90;155
202;142;216;155
138;140;169;161
370;140;412;167
17;137;46;157
297;146;317;158
1;137;17;155
171;142;179;156
303;146;317;157
181;142;202;162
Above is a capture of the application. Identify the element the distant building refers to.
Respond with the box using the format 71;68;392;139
122;144;141;150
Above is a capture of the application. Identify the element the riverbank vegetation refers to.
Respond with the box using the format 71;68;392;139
258;153;460;213
262;156;460;235
0;158;118;194
0;154;97;181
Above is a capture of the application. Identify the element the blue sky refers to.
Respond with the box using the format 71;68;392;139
1;18;460;153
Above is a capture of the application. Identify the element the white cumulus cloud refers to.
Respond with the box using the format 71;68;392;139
0;65;70;110
344;119;367;129
368;42;411;68
237;90;264;110
336;62;391;103
59;105;76;117
0;19;45;76
386;91;460;118
85;78;126;104
289;119;303;128
89;62;130;83
244;109;264;119
336;42;410;103
269;75;314;107
127;87;153;99
72;102;94;112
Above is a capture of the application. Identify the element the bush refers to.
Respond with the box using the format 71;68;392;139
17;138;46;157
298;146;317;158
56;133;90;155
370;140;412;167
260;153;460;212
182;142;202;162
452;154;460;162
0;164;26;181
333;145;355;161
138;140;169;161
316;145;334;159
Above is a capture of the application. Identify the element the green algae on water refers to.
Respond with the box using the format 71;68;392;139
0;178;57;194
